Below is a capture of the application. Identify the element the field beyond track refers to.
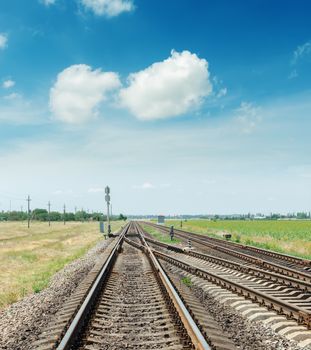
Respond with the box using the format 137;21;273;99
164;219;311;260
0;221;123;309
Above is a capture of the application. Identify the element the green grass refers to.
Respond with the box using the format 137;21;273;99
0;221;124;308
181;276;192;287
5;251;39;263
164;219;311;260
142;224;181;244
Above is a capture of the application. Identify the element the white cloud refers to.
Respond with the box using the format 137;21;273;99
0;33;8;50
41;0;56;5
3;92;21;100
216;87;227;98
2;80;15;89
119;50;212;120
80;0;134;17
133;182;155;190
235;102;262;134
88;187;106;193
50;64;121;124
288;69;298;79
292;41;311;65
0;93;45;124
2;92;311;214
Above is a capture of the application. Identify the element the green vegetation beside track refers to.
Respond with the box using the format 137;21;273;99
142;224;181;244
163;219;311;260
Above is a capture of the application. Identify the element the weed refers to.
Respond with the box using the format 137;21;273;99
181;277;192;287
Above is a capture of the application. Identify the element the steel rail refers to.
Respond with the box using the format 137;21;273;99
136;225;311;328
152;249;311;329
144;221;311;267
56;224;129;350
143;221;311;283
143;235;311;292
130;222;211;350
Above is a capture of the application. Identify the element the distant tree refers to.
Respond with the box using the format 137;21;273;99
297;212;308;219
65;212;75;221
270;213;280;220
118;213;127;221
91;212;103;221
75;210;88;222
8;211;27;221
49;211;62;221
32;208;48;221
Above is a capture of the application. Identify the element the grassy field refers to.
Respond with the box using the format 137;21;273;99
142;224;181;244
0;221;124;309
164;219;311;260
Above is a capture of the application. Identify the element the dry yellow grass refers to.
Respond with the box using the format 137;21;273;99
0;220;124;309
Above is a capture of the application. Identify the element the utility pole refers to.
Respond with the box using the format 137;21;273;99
27;195;31;228
105;186;111;235
48;201;51;226
63;204;66;225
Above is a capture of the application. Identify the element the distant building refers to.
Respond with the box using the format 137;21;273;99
254;215;266;220
157;215;165;224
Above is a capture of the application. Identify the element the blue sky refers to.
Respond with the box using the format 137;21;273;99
0;0;311;215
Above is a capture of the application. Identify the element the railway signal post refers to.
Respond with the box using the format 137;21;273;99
170;225;174;241
188;239;192;249
105;186;111;235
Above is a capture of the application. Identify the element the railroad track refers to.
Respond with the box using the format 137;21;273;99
33;223;227;350
125;226;237;350
134;222;311;344
143;221;311;283
76;241;191;349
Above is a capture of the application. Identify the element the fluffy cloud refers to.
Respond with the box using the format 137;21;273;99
119;50;212;120
235;102;262;134
2;79;15;89
80;0;134;17
0;33;8;50
50;64;121;123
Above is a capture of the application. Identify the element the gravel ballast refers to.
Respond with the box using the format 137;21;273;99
163;262;311;350
0;238;113;350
